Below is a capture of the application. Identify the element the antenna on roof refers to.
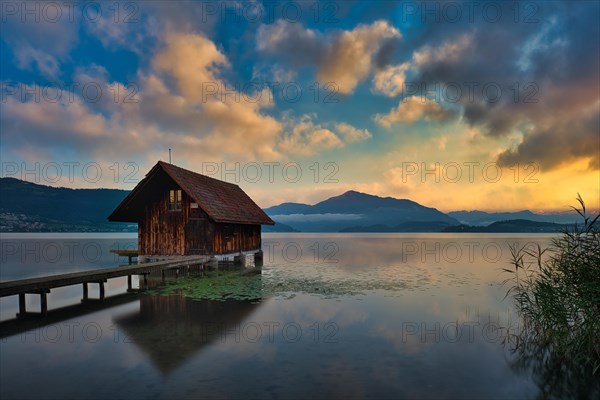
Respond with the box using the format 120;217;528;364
169;148;172;164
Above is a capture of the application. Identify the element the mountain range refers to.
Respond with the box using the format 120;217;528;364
447;210;584;226
263;190;458;232
0;177;590;233
263;190;588;232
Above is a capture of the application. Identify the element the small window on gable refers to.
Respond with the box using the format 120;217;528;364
169;189;182;211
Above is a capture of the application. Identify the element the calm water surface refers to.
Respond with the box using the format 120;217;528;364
0;233;561;399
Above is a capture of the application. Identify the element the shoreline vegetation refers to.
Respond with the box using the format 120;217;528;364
503;195;600;397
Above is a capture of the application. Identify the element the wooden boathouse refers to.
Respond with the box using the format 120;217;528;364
108;161;274;258
0;161;273;317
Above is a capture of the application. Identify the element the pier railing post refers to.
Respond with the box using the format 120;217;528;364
2;256;208;317
18;293;26;315
82;283;89;301
40;290;48;316
98;281;105;301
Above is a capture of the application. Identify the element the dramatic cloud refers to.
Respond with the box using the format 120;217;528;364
375;96;456;127
1;1;598;209
370;34;473;127
3;30;378;165
497;103;600;170
335;123;372;143
277;115;372;156
13;46;61;80
317;21;401;94
256;20;323;58
153;32;229;101
1;84;106;144
278;115;344;157
368;2;599;170
139;32;283;160
372;63;410;97
257;20;401;94
412;34;473;67
1;32;283;162
83;11;156;54
371;34;473;98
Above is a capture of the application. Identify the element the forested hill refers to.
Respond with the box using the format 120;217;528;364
0;178;135;232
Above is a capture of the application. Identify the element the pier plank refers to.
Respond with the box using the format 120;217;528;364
0;256;208;298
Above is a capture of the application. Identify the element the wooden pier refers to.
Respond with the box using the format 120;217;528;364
110;249;139;265
0;255;209;317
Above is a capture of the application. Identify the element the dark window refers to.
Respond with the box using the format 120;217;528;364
169;189;182;211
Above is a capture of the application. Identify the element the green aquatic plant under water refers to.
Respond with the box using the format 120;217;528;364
159;269;265;301
157;264;422;301
503;195;600;396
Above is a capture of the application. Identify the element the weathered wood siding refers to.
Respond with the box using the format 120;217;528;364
139;187;190;256
185;203;213;255
138;172;262;255
213;223;261;254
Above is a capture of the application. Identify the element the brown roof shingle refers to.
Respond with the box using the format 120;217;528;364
109;161;274;225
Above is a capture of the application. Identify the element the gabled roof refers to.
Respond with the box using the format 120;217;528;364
108;161;274;225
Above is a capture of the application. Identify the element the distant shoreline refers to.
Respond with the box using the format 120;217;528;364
0;232;560;239
0;232;138;239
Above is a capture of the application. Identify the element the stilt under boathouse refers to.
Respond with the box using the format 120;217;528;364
108;161;274;264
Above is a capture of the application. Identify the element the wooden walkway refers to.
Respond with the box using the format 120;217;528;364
0;256;209;317
110;249;139;265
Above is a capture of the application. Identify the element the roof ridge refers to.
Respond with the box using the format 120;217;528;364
157;161;240;188
110;161;274;225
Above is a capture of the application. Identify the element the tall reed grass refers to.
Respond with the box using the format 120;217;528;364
503;195;599;394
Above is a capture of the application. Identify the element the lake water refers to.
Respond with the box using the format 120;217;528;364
0;233;581;399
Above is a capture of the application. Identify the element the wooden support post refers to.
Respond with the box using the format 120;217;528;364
127;275;132;291
254;251;264;267
161;269;165;283
82;282;89;301
18;293;26;315
98;281;105;301
40;291;48;316
234;253;246;267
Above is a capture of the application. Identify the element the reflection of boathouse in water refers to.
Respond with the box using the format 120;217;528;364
109;161;274;259
107;161;269;374
115;295;263;374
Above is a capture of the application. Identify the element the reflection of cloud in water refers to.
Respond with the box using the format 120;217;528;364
273;295;368;327
0;235;556;399
262;264;434;298
265;235;552;271
374;324;430;355
162;236;551;309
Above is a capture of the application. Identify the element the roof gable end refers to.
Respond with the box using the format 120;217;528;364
109;161;274;225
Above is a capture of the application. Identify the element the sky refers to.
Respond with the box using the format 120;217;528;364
1;0;599;212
